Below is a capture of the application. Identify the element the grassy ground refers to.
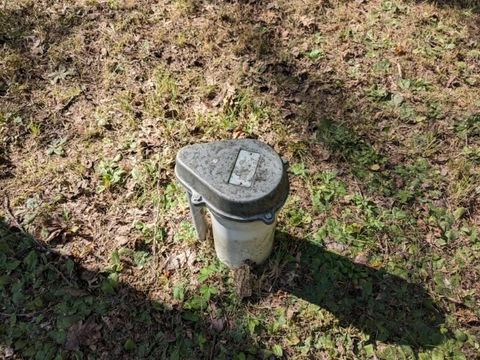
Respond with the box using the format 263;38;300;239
1;0;479;358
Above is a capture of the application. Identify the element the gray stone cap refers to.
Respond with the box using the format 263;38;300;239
175;139;289;223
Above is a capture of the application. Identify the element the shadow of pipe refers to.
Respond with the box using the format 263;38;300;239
0;218;448;358
253;231;447;352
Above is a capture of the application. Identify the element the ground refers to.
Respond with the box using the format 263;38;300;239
0;0;479;358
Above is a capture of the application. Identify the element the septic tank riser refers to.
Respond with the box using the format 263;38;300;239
210;211;276;268
175;139;289;269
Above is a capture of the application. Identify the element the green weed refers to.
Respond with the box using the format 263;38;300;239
174;221;196;244
47;137;67;156
96;157;127;193
310;171;347;212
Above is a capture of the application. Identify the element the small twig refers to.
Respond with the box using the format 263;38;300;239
0;311;38;319
3;196;49;253
0;303;55;320
47;263;74;287
396;62;403;79
351;174;365;199
59;90;83;113
208;334;217;360
443;295;467;307
152;180;162;278
3;196;26;233
45;228;63;243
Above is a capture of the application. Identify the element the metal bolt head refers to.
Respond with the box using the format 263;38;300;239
192;193;202;203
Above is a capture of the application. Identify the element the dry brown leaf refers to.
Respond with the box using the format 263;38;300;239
210;317;225;332
165;248;196;271
65;317;101;351
354;253;368;265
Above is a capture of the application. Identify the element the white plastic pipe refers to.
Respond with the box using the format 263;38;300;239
210;211;276;268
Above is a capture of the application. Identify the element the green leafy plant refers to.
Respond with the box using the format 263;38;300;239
455;114;480;139
173;283;185;301
174;221;196;243
285;206;312;227
290;163;307;177
47;137;68;156
96;158;127;193
272;344;283;357
184;284;218;310
306;48;324;60
367;84;391;101
134;221;165;244
310;171;347;211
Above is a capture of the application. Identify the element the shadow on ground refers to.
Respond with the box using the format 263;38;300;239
0;218;447;358
419;0;480;11
0;219;258;359
261;232;447;350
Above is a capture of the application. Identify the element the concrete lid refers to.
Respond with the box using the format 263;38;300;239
175;139;289;223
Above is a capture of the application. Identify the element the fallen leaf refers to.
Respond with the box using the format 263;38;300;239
210;317;225;332
299;15;316;30
354;254;368;265
395;44;407;56
325;239;348;253
30;38;44;56
65;317;101;351
392;93;404;107
288;335;300;346
116;235;130;247
286;306;297;320
164;332;177;343
165;248;196;271
3;347;14;358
